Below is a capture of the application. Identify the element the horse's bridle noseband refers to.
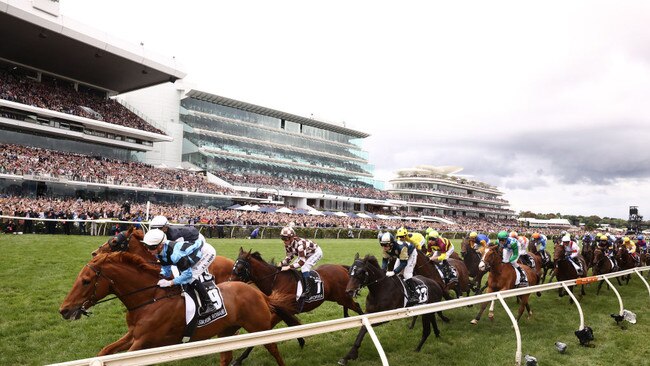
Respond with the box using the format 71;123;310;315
232;258;252;282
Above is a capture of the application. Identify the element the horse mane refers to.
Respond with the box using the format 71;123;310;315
99;252;160;275
362;254;380;268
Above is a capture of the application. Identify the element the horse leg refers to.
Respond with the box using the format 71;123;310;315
515;295;530;322
409;315;418;329
97;331;133;356
580;284;586;297
525;301;532;319
616;277;623;286
597;280;605;295
338;326;369;365
471;290;493;324
261;343;285;366
343;307;349;318
437;311;450;323
415;315;431;352
231;348;254;366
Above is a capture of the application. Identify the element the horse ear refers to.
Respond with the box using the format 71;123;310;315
354;253;359;260
238;247;244;254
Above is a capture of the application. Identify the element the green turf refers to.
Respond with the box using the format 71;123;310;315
1;235;649;366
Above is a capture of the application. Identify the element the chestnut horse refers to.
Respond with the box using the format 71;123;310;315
93;226;235;284
59;252;300;365
338;254;443;365
460;238;487;294
413;249;471;299
553;243;587;301
230;248;363;316
470;245;539;324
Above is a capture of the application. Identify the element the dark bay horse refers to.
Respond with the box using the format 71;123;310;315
616;246;639;285
414;249;471;299
230;248;363;316
553;244;587;300
527;241;553;283
338;254;443;365
581;239;595;274
592;248;621;294
93;226;235;284
471;246;539;325
460;238;487;294
59;252;300;366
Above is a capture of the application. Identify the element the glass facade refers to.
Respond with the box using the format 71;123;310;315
180;96;379;189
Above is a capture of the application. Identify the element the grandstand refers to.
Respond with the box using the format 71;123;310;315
388;165;515;219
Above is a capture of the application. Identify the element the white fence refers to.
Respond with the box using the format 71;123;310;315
47;266;650;366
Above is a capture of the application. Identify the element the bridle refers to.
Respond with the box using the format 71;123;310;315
231;257;280;283
105;232;133;252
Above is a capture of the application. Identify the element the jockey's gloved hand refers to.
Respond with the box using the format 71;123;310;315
386;271;395;277
281;265;291;271
157;279;173;287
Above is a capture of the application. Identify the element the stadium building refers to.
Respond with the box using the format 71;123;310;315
387;165;515;219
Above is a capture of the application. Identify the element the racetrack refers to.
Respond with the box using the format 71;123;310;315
2;235;649;365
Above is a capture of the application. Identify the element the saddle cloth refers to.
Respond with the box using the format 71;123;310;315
401;277;429;307
181;273;227;342
296;271;325;303
514;266;528;288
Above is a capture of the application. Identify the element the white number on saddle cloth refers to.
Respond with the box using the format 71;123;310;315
416;286;428;303
208;288;222;308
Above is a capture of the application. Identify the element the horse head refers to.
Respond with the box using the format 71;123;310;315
59;252;159;320
592;248;604;267
346;253;380;297
553;243;566;262
92;226;147;258
478;245;500;271
460;238;471;258
230;247;254;282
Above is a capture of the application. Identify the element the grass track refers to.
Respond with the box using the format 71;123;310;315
1;234;649;365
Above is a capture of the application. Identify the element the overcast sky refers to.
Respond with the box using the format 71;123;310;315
60;0;650;219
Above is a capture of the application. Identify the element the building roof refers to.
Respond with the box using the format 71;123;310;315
0;1;186;93
185;90;370;138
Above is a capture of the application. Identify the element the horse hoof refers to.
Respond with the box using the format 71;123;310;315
338;359;348;366
470;319;478;325
488;312;494;321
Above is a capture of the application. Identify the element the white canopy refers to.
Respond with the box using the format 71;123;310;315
334;211;347;217
308;210;324;216
276;207;293;214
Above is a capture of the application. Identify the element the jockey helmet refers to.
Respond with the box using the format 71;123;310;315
469;232;478;238
497;231;508;240
561;234;571;242
396;227;408;238
509;231;518;238
425;227;434;235
427;230;440;240
280;226;295;238
638;235;645;240
380;232;394;246
149;215;169;229
623;236;630;243
599;234;608;241
532;232;540;239
142;229;167;249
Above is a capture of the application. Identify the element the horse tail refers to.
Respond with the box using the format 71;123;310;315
267;291;301;325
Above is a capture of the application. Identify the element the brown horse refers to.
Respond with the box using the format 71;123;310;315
581;238;595;274
59;252;300;365
460;238;487;294
230;248;363;316
527;241;554;283
338;254;443;365
414;249;471;299
470;245;539;324
553;243;587;300
616;246;639;285
93;226;235;284
592;248;622;294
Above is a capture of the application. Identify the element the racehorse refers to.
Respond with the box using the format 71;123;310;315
338;254;443;365
553;243;587;301
470;245;539;325
460;238;487;294
592;248;622;294
581;238;595;274
527;241;553;283
93;226;235;284
413;249;471;299
616;245;638;285
230;248;363;316
59;252;301;365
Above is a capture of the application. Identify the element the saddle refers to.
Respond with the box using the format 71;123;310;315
402;277;427;306
514;266;528;288
295;270;324;303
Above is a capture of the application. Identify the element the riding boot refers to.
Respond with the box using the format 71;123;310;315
442;260;456;284
300;273;311;299
192;280;216;315
406;279;420;304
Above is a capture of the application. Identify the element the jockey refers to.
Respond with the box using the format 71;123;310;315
582;232;595;248
380;232;418;303
530;232;549;262
497;231;527;286
636;235;647;254
517;235;533;268
279;226;323;299
427;231;457;283
622;237;640;265
561;234;583;275
469;231;490;255
142;228;217;315
150;215;205;248
396;226;425;250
